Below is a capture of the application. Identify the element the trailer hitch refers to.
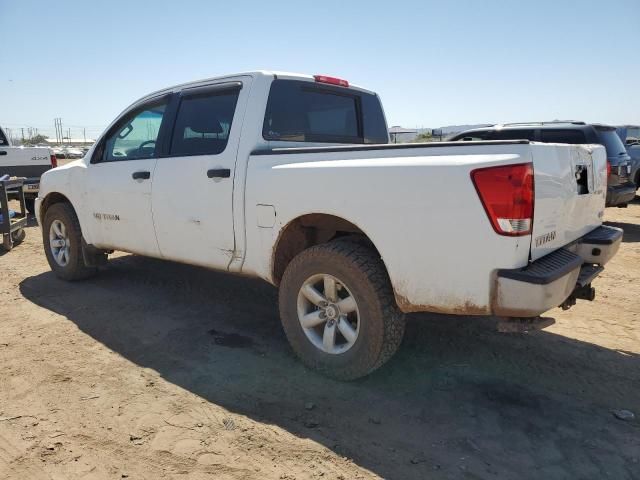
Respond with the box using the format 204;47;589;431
560;283;596;310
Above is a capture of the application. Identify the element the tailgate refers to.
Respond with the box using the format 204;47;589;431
529;143;607;261
0;147;51;178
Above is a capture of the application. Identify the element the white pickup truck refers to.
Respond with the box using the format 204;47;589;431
36;71;622;379
0;126;56;213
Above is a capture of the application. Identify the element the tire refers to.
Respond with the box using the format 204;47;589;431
25;197;35;215
10;228;25;247
43;202;97;281
279;239;405;380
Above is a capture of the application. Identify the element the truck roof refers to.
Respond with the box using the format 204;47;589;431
134;71;375;108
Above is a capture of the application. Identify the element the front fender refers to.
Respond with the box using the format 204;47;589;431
37;160;91;239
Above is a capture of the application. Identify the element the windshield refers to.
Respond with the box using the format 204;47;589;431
596;129;628;157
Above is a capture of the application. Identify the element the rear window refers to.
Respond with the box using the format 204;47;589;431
540;129;587;144
595;129;627;157
263;80;388;144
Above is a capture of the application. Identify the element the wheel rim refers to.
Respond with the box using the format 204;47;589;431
49;219;70;267
297;273;360;355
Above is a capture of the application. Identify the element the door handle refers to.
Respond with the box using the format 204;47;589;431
207;168;231;179
0;151;7;156
132;171;151;180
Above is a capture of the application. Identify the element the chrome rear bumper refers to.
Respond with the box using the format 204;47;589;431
493;225;623;317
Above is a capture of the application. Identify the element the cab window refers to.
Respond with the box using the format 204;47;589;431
102;99;168;162
169;89;240;156
263;80;388;144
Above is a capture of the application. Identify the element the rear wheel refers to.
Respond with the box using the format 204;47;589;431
279;239;405;380
43;203;97;280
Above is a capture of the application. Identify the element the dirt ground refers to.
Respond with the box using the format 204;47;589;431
0;200;638;480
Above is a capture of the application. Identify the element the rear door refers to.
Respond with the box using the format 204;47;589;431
151;78;249;269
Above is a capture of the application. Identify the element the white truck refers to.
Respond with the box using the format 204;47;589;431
36;71;622;379
0;125;56;213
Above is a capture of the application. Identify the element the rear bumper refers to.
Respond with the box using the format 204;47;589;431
606;182;636;207
6;178;39;198
493;225;622;317
22;178;39;197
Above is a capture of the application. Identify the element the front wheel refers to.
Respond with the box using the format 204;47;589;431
279;239;405;380
43;203;97;281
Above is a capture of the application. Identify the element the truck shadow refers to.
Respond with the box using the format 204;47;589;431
19;255;640;480
605;221;640;243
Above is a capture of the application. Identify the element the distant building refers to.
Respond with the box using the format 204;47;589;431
388;126;419;143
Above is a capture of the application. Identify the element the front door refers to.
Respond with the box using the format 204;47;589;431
85;96;169;256
151;80;248;269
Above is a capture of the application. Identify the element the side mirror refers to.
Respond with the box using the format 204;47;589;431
90;141;104;164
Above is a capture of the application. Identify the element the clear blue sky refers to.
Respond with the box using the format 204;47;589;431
1;0;638;139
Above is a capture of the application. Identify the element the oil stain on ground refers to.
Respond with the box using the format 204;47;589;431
208;328;254;348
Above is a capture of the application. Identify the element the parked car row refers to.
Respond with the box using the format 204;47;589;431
449;121;638;207
616;125;640;189
0;125;56;213
52;146;88;159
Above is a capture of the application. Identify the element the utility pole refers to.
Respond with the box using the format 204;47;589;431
54;118;64;145
21;128;24;142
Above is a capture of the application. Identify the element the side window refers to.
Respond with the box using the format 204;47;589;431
491;129;536;141
0;129;7;145
169;89;240;156
454;131;494;141
103;99;167;161
540;129;586;144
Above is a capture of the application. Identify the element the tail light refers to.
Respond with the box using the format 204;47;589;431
50;154;57;168
471;163;534;236
606;160;611;178
313;75;349;87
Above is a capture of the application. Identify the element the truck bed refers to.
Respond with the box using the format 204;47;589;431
245;140;606;315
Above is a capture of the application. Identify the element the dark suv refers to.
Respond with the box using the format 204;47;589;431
449;121;635;207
